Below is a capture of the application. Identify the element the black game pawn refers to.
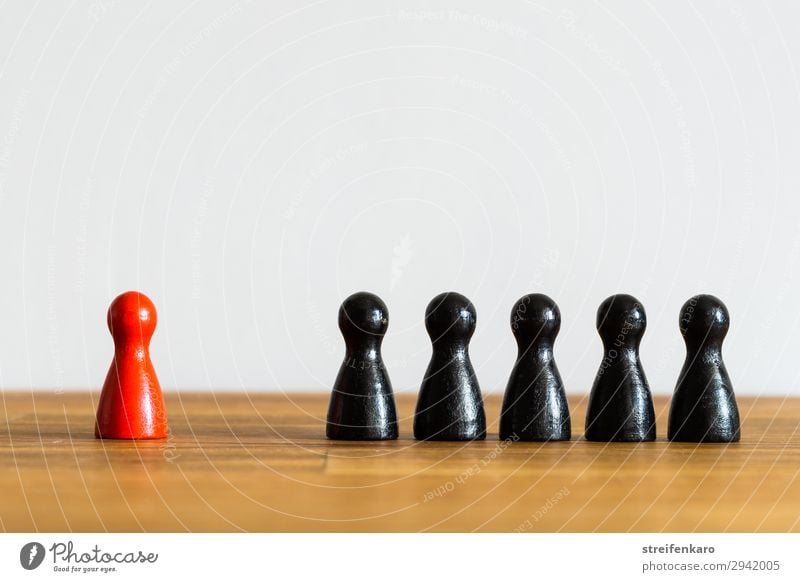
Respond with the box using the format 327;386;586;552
326;292;398;440
414;292;486;441
668;295;740;443
500;294;571;441
585;294;656;442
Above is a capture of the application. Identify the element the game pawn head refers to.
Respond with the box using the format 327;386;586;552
326;291;398;440
678;294;730;350
668;294;740;443
95;291;168;439
596;293;646;343
511;293;561;337
424;292;478;342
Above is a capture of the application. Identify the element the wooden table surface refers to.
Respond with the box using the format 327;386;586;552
1;392;799;532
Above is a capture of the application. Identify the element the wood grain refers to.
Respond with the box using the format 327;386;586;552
1;392;799;532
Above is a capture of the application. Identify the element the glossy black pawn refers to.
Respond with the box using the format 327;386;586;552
414;292;486;441
500;294;571;441
326;292;398;440
585;294;656;442
668;295;740;443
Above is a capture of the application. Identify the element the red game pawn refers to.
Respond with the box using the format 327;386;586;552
95;291;168;439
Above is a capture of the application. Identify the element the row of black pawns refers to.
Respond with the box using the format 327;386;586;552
327;292;740;443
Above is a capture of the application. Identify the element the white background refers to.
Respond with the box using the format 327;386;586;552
0;534;796;580
0;1;798;396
